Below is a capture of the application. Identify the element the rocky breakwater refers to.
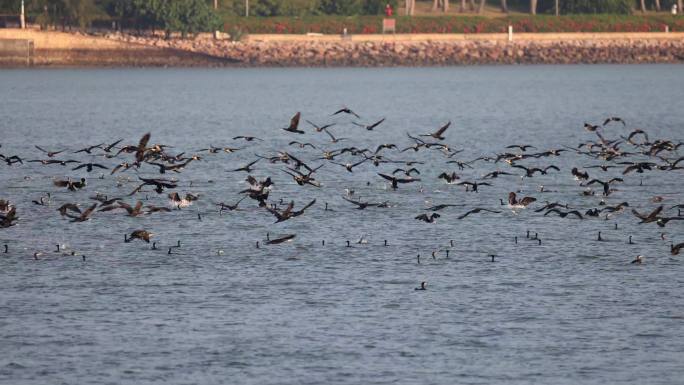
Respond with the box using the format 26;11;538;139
111;34;684;67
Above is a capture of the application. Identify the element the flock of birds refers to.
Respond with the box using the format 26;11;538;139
1;108;683;290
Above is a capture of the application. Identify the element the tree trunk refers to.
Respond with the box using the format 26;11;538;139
432;0;439;11
469;0;476;11
443;0;449;12
478;0;486;13
459;0;466;11
500;0;507;13
679;0;683;15
640;0;646;13
530;0;537;15
406;0;412;15
654;0;661;12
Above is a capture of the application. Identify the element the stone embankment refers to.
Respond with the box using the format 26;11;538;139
112;33;684;66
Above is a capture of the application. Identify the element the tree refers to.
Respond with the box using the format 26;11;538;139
557;0;632;14
477;0;485;13
362;0;398;15
500;0;507;13
654;0;661;11
26;0;102;30
319;0;362;14
405;0;415;15
431;0;448;12
131;0;221;37
529;0;536;14
640;0;646;12
65;0;103;29
0;0;21;13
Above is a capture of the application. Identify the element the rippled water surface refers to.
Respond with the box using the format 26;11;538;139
1;66;683;385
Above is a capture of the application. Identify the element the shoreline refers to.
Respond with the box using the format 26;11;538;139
2;29;684;67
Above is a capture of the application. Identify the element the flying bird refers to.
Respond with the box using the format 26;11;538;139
419;121;450;141
378;173;420;189
507;192;536;208
332;107;360;119
305;120;335;132
126;230;153;243
72;163;109;172
352;118;385;131
603;116;626;126
457;208;501;219
35;145;65;158
415;213;440;223
544;209;584;219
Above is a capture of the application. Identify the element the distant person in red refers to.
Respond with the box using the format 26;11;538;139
385;3;393;17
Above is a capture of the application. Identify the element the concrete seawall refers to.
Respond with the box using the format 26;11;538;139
0;38;33;66
2;29;684;67
0;29;234;67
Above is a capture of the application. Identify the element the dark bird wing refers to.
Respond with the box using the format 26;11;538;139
35;145;53;154
287;112;301;131
104;139;123;152
267;234;296;244
457;209;478;219
367;118;386;130
128;184;145;196
135;132;151;163
434;121;451;137
75;204;98;221
567;210;584;219
631;209;648;220
519;197;537;206
351;158;368;168
377;173;395;182
299;199;316;212
395;177;420;184
342;196;371;208
117;201;134;214
648;205;664;218
245;175;258;187
544;208;562;216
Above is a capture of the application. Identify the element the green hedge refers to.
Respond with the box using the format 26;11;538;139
223;14;684;34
